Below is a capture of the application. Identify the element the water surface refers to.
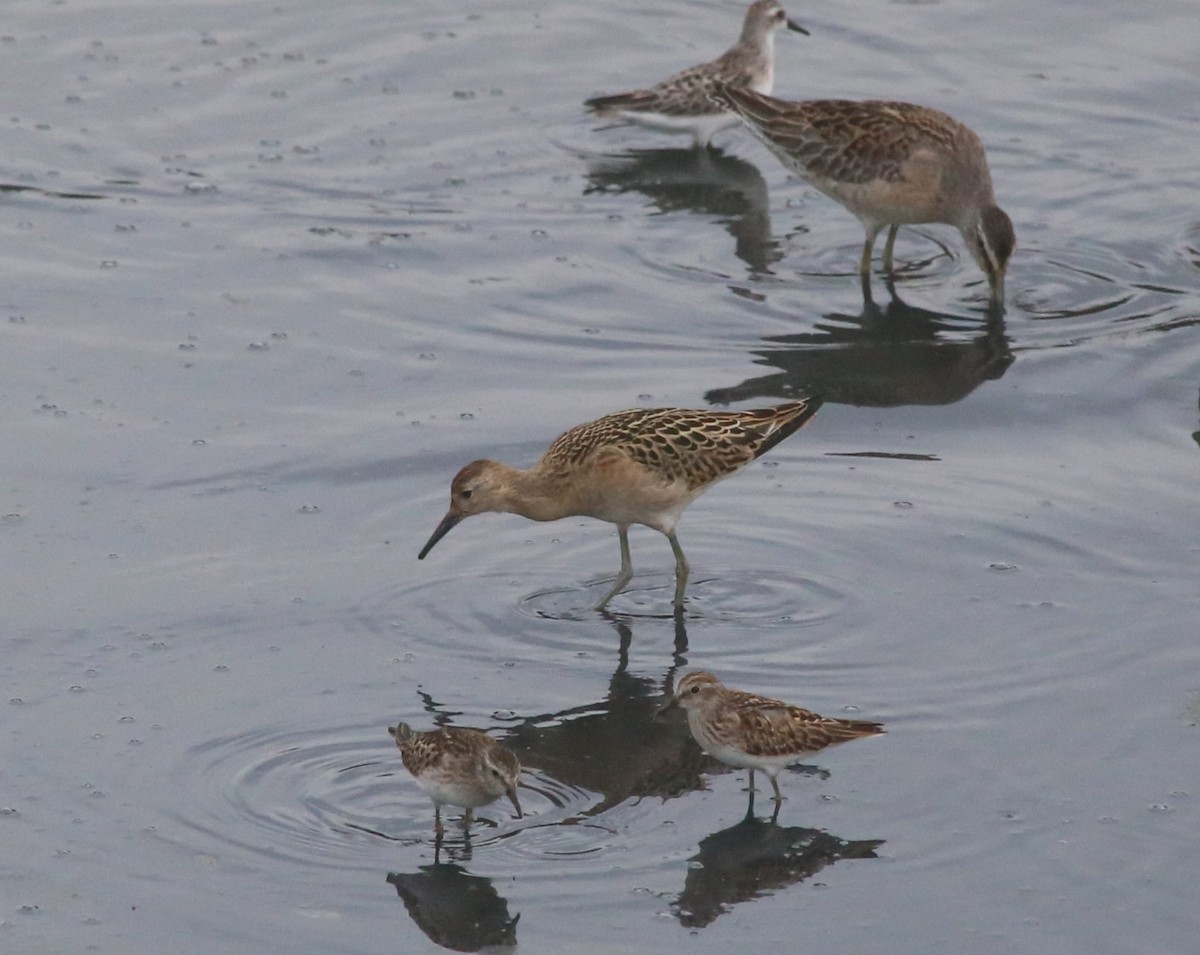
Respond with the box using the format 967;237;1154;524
2;0;1198;953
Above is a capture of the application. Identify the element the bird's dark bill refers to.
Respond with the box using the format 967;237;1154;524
418;511;462;559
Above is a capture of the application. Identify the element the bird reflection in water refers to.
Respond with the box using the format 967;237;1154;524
707;280;1012;409
387;844;520;952
505;614;737;814
584;147;782;273
671;805;884;929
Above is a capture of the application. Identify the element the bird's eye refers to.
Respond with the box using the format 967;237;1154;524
461;488;473;500
689;685;701;694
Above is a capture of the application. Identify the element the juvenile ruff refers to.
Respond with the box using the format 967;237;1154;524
389;723;523;836
584;0;807;147
715;86;1016;306
418;399;822;611
659;671;883;803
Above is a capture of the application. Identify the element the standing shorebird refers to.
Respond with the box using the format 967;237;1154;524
659;671;883;805
389;723;523;836
714;86;1015;307
418;399;823;611
584;0;808;148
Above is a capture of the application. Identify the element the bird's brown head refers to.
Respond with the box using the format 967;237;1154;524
479;744;523;818
657;670;723;716
965;204;1016;309
745;0;809;39
418;459;505;559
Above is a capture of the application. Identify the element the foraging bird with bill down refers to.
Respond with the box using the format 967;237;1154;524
714;85;1016;307
389;722;523;837
418;399;823;611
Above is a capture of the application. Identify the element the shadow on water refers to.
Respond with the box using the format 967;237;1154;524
671;806;885;929
706;281;1013;407
387;844;520;952
584;146;782;273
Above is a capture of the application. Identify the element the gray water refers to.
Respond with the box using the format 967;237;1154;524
3;0;1198;952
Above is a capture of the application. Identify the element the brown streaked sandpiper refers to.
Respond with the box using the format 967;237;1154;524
659;670;883;804
389;723;523;836
584;0;807;148
715;86;1015;307
418;399;823;612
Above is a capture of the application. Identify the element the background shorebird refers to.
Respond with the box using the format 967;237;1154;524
716;85;1015;307
584;0;807;148
418;399;823;611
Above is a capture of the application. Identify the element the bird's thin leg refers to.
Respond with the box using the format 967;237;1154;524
859;224;883;276
858;267;878;307
596;525;634;610
769;774;784;804
463;808;474;830
881;224;900;274
667;532;690;610
434;805;444;837
747;768;757;794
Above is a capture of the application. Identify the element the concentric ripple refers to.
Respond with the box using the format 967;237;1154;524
157;721;593;872
518;569;851;626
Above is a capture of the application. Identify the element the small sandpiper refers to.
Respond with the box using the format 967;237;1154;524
389;723;523;836
584;0;807;148
418;399;823;611
659;671;883;804
714;86;1015;307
